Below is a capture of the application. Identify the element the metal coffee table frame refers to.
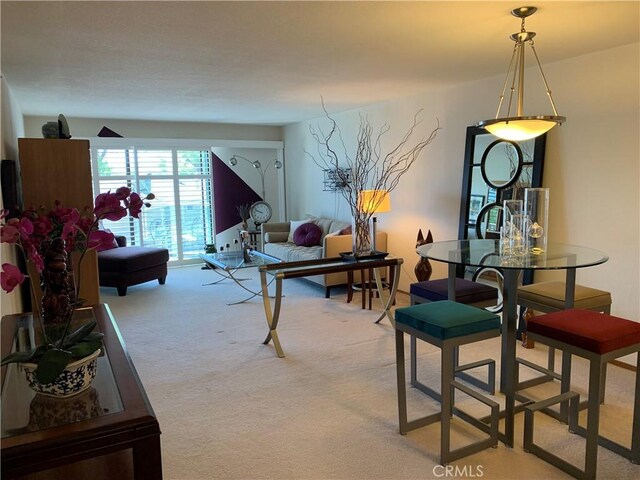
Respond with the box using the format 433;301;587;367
199;251;282;305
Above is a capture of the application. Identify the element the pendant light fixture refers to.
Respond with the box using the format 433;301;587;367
478;6;566;141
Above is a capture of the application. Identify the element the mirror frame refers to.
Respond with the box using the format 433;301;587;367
457;126;547;283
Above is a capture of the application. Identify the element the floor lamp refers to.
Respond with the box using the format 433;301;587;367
358;190;391;253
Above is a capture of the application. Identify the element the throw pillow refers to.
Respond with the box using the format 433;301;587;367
338;225;352;235
288;220;310;242
293;222;322;247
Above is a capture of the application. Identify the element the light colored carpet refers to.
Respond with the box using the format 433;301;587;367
101;265;639;480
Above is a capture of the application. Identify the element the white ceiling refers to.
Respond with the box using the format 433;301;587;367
2;1;638;126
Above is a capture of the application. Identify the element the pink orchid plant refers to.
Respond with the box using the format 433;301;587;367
1;187;154;384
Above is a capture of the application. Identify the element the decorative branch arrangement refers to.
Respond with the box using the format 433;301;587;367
307;101;441;254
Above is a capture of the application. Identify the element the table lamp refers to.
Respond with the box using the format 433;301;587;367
358;190;391;252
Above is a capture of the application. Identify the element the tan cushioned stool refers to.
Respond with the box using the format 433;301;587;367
518;281;611;311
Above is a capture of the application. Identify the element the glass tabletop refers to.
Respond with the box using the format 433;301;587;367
417;239;609;270
199;250;282;270
260;255;401;278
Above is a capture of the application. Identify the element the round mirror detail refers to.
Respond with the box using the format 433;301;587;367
474;202;502;240
480;139;523;189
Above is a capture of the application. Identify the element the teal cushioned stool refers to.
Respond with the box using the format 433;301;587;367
409;279;499;395
395;300;501;464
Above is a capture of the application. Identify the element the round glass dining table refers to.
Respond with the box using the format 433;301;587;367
416;239;609;447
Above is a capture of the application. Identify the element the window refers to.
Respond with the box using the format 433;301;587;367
91;144;214;264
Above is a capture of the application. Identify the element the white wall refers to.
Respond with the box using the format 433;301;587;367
1;75;26;315
23;116;283;142
284;43;640;321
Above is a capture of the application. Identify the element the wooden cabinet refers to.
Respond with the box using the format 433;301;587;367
18;138;100;306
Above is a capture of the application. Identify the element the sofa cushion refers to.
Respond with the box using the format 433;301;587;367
264;231;289;243
312;217;333;237
293;222;322;247
98;246;169;274
264;242;323;262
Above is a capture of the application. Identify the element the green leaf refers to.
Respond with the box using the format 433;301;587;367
68;341;102;358
1;345;48;366
60;320;98;347
82;332;104;343
35;349;72;384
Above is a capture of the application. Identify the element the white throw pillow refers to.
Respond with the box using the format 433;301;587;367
288;220;310;243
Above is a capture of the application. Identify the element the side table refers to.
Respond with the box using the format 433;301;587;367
239;229;261;251
346;266;396;310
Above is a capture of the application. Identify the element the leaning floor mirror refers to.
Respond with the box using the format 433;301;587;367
457;126;547;305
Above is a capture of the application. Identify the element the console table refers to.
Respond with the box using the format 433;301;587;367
1;304;162;479
259;255;403;357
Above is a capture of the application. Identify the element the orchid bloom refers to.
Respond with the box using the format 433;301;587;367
88;229;116;251
1;263;25;293
0;187;152;294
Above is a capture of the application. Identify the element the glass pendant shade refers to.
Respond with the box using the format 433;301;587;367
481;116;562;142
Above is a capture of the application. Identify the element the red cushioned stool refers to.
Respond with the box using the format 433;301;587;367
523;309;640;479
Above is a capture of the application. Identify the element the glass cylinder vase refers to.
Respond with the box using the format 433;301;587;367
351;215;372;257
524;187;549;254
500;199;523;255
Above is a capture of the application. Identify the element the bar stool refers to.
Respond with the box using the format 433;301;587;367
409;278;499;394
395;301;501;464
410;278;498;307
523;309;640;479
516;282;612;397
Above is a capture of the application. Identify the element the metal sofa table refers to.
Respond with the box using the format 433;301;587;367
259;255;403;358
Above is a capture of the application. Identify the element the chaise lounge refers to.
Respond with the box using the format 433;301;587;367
98;236;169;296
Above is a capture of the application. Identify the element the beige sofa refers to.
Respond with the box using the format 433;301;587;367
260;216;387;298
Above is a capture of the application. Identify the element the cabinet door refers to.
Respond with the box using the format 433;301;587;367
18;138;100;306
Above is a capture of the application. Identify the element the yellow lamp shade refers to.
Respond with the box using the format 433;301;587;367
358;190;391;214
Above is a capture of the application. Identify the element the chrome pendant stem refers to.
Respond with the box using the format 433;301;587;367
516;40;525;117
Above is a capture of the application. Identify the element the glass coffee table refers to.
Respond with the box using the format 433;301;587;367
199;250;283;305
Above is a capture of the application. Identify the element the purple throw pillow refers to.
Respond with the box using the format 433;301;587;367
293;222;322;247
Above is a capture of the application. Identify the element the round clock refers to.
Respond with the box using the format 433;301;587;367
249;201;273;227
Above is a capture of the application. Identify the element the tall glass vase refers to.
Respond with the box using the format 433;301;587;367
351;215;372;257
524;187;549;254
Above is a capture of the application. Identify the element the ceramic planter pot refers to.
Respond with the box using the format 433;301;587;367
22;348;101;398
